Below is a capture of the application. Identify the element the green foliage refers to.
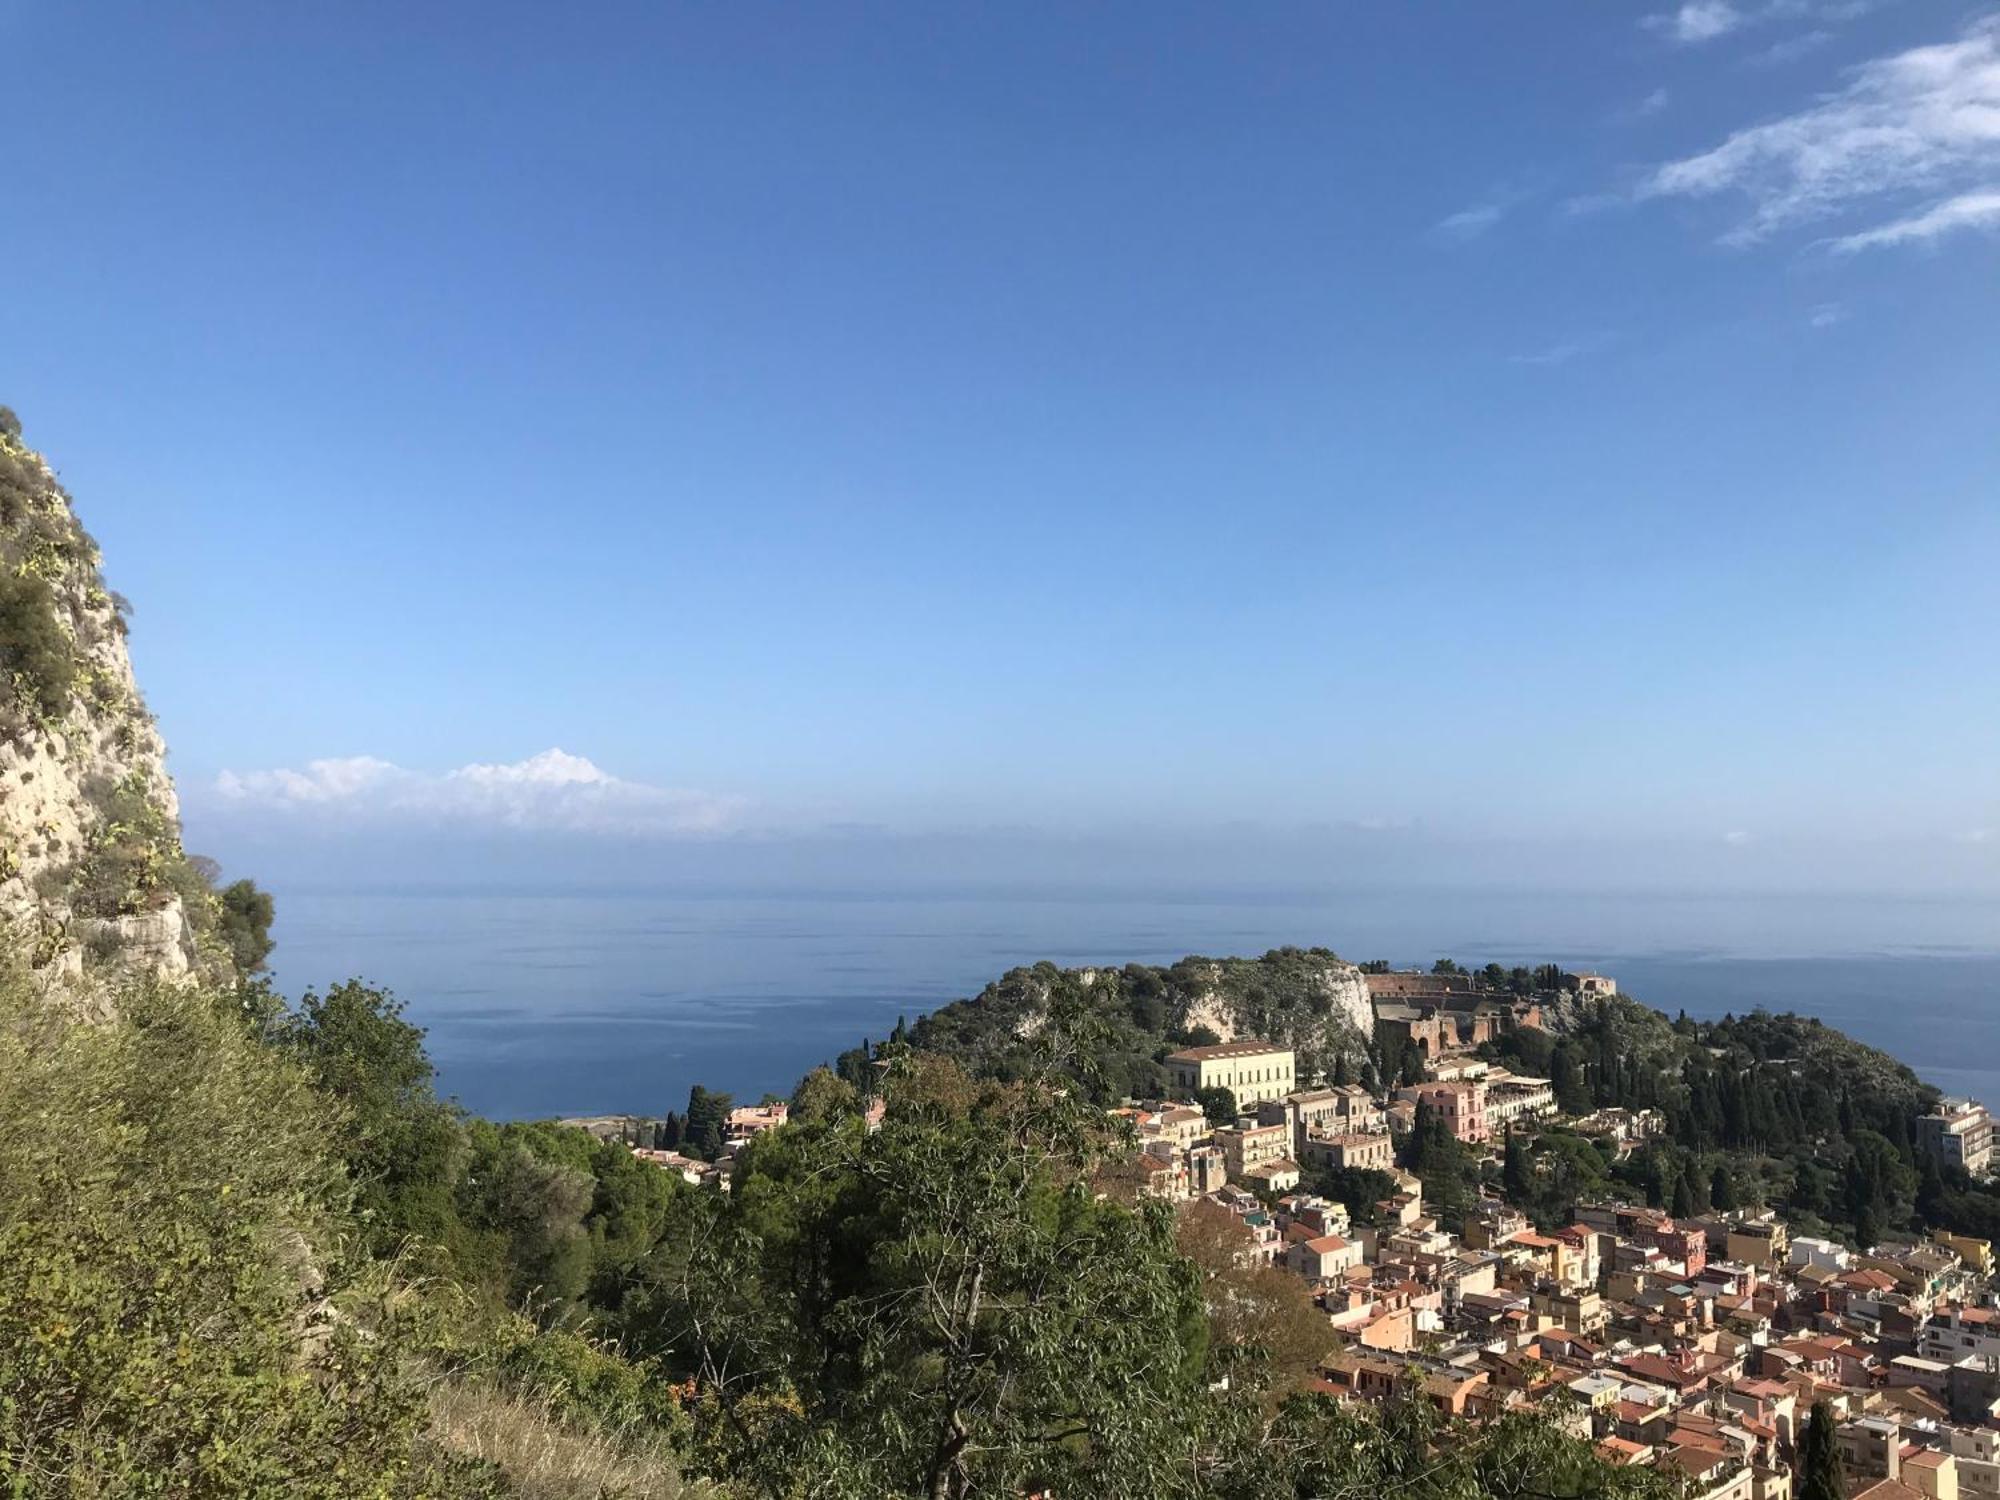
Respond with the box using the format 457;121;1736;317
1196;1083;1238;1125
1307;1164;1402;1228
1492;998;1942;1246
0;566;73;727
217;876;276;973
622;1052;1218;1498
0;965;468;1495
70;768;185;920
1797;1401;1845;1500
682;1084;733;1160
275;980;471;1258
789;1064;861;1123
901;948;1367;1107
1403;1102;1477;1223
1216;1389;1687;1499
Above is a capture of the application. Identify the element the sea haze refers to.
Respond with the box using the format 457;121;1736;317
263;887;2000;1121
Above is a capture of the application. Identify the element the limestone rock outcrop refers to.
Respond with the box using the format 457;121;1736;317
0;409;213;982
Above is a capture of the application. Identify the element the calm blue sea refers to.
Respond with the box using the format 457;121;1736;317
263;887;2000;1121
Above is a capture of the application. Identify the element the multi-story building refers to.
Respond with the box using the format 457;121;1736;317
1215;1120;1292;1178
1919;1099;1996;1178
1725;1215;1790;1270
1301;1131;1396;1173
1397;1080;1490;1144
1482;1072;1557;1131
1164;1039;1297;1109
1259;1084;1384;1147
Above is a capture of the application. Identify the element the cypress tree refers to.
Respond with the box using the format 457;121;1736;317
1671;1170;1696;1222
1798;1401;1845;1500
1711;1163;1737;1212
1855;1201;1880;1252
1503;1127;1532;1204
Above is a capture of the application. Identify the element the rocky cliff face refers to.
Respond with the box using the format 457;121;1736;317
1173;955;1374;1083
0;409;218;984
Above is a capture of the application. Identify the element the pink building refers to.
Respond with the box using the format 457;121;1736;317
1397;1081;1490;1144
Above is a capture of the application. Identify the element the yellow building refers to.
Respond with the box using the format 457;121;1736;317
1164;1039;1297;1109
1726;1217;1790;1269
1932;1227;1995;1276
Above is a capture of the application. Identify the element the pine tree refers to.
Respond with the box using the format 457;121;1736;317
1671;1170;1695;1222
1798;1401;1846;1500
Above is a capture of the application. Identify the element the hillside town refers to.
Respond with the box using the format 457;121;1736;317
1092;969;2000;1500
608;964;2000;1500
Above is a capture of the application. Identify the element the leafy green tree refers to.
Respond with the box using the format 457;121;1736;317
1196;1085;1238;1126
274;980;467;1258
1671;1171;1696;1222
791;1064;862;1124
1234;1387;1685;1498
460;1122;596;1309
625;1053;1216;1499
217;876;277;974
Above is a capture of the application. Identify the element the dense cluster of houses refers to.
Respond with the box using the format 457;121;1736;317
1108;970;2000;1500
608;965;2000;1499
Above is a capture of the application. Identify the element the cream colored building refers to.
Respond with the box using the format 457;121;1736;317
1165;1039;1297;1109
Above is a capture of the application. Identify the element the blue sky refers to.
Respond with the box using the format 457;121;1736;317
3;2;1997;894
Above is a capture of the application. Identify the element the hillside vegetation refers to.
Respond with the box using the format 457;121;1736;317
872;947;1372;1103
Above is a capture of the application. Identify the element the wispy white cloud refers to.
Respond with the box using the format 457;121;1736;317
1509;333;1613;367
1807;300;1848;326
1647;0;1879;47
1432;202;1507;242
1650;1;1747;43
216;748;743;836
1637;17;2000;245
1637;87;1673;118
1748;28;1833;66
1829;187;2000;250
1722;829;1753;846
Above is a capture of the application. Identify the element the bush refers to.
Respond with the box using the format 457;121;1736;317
0;566;74;727
0;966;463;1494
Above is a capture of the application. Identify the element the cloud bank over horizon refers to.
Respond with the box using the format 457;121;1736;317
190;748;2000;907
214;748;744;837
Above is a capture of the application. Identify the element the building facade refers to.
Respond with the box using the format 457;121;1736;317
1165;1039;1297;1109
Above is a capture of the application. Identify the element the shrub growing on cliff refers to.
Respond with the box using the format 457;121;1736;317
0;565;74;732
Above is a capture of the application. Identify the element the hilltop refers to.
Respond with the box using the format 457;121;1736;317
892;946;1373;1102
